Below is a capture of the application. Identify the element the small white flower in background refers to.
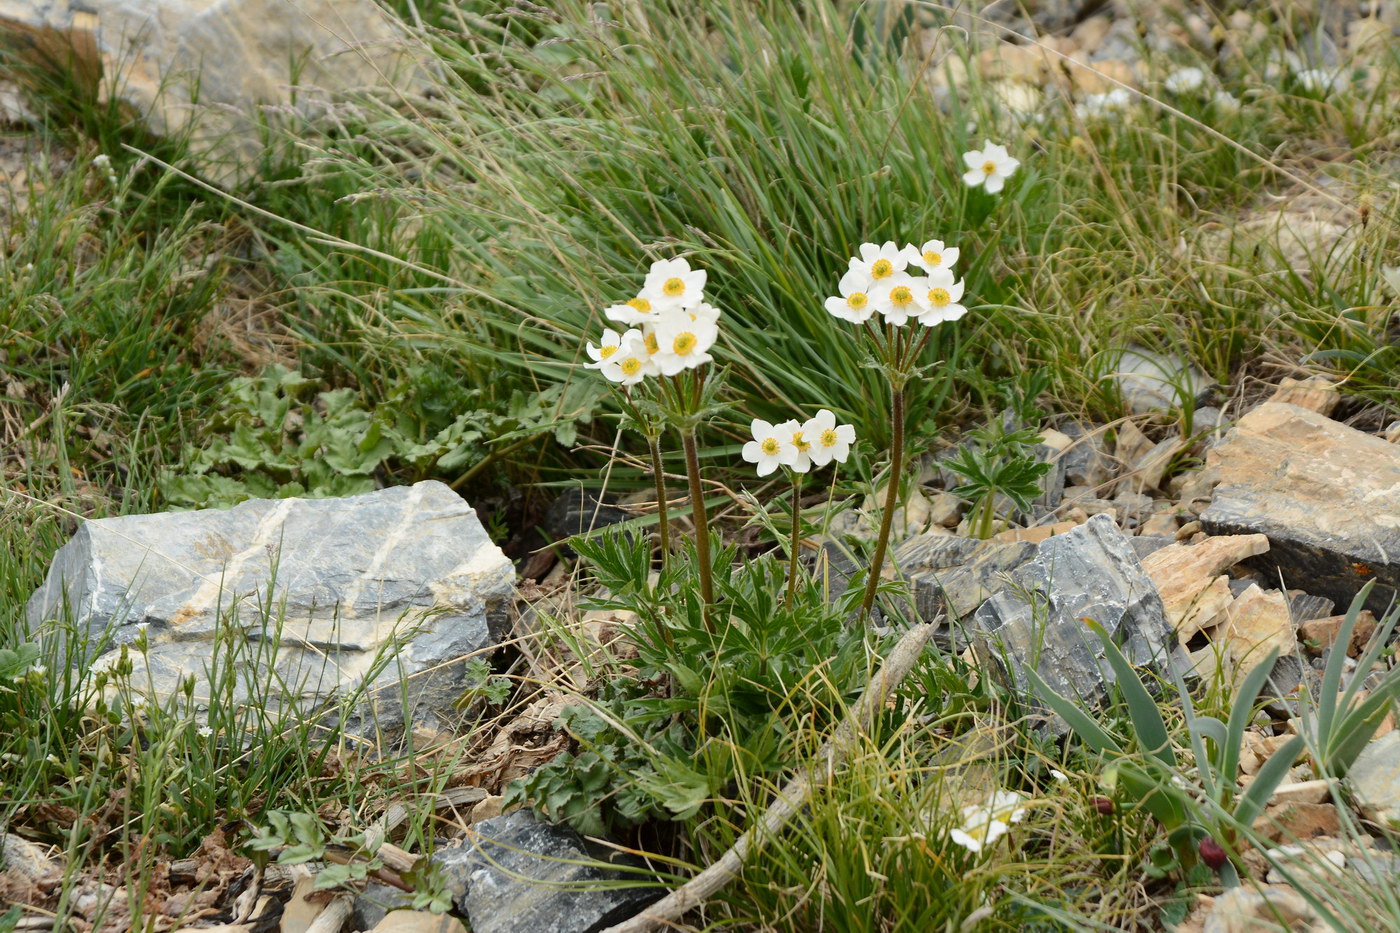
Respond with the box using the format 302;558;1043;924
848;241;908;282
947;790;1028;854
871;275;924;326
1049;769;1069;783
902;239;960;274
961;142;1020;194
1164;66;1209;94
742;419;798;476
1212;90;1241;113
604;295;657;326
641;258;707;310
585;329;626;369
197;725;214;738
651;310;718;375
1075;87;1133;120
1295;68;1343;95
916;268;967;326
824;269;877;323
803;409;855;467
599;330;656;386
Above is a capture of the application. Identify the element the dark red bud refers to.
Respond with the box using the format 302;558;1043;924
1199;837;1228;870
1093;796;1114;815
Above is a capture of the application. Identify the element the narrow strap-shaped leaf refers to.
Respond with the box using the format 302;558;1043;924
1084;618;1175;768
1024;666;1124;756
1326;673;1400;775
1224;648;1280;784
1316;583;1375;742
1234;735;1305;829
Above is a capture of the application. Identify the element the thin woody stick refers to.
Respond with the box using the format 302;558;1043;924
601;622;935;933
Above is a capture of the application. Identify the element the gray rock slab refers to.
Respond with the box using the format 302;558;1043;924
27;481;514;739
1200;402;1400;614
971;513;1183;717
353;881;415;931
1104;346;1211;416
1348;732;1400;831
432;811;656;933
895;534;1037;624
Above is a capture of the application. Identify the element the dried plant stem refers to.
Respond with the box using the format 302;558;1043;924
600;622;935;933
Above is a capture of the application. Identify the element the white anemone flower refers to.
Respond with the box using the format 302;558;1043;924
585;329;626;369
641;258;706;310
947;790;1028;854
777;419;813;473
961;142;1020;194
871;274;924;326
1164;66;1209;94
804;409;856;467
604;295;659;326
902;239;960;274
687;301;722;325
651;310;718;375
599;330;656;386
916;268;967;326
848;241;908;283
742;419;799;476
824;269;877;323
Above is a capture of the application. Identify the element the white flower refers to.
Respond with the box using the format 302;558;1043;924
604;295;658;326
640;258;706;310
1295;68;1342;95
1164;66;1209;94
1050;769;1068;783
687;301;722;326
598;330;656;386
1212;90;1241;113
585;329;626;369
651;310;718;375
742;419;798;476
870;274;924;326
197;725;214;738
961;142;1020;194
776;419;814;473
946;790;1028;854
1075;88;1133;120
804;409;855;467
902;239;960;274
824;269;877;323
847;241;908;283
916;268;967;326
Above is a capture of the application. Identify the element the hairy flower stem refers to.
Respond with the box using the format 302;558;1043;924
859;383;905;623
785;472;803;610
647;435;670;569
681;429;715;631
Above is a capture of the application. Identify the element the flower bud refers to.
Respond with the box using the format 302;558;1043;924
1093;796;1114;815
1199;837;1228;870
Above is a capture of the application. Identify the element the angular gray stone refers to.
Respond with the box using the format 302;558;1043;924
1200;402;1400;614
1348;732;1400;831
971;513;1182;715
432;811;655;933
26;481;514;738
1105;346;1211;415
353;881;414;930
895;534;1037;625
1056;421;1112;489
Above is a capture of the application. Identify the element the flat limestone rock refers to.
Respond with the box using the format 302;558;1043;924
1348;732;1400;831
895;534;1037;624
1140;534;1271;640
971;513;1182;717
1217;584;1297;664
26;481;514;738
1201;403;1400;614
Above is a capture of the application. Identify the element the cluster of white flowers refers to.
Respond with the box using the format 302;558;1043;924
742;410;855;477
961;141;1020;194
585;258;720;385
824;239;968;328
1160;66;1241;112
946;790;1028;854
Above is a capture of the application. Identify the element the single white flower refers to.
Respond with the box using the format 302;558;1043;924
1164;66;1209;94
1075;88;1133;120
742;419;798;476
1050;769;1069;783
1212;90;1241;113
871;274;924;326
946;790;1028;853
961;142;1020;194
599;330;656;386
197;725;214;738
585;329;626;369
604;295;659;326
804;409;855;467
824;269;877;323
1295;68;1342;95
640;258;706;310
651;310;718;375
687;301;722;325
916;268;967;326
902;239;960;274
848;241;908;282
776;419;814;473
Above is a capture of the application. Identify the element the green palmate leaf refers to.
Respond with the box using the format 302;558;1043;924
1083;618;1175;768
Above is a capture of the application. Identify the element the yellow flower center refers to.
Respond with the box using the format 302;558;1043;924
627;297;652;312
923;250;942;267
760;437;780;456
982;160;997;175
599;344;619;359
846;292;868;310
620;358;642;376
870;259;893;279
928;287;951;307
644;333;659;355
663;277;685;297
792;431;810;453
820;428;839;447
890;286;913;307
672;332;697;355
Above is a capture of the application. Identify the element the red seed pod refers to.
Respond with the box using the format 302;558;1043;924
1199;837;1228;870
1093;796;1114;815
